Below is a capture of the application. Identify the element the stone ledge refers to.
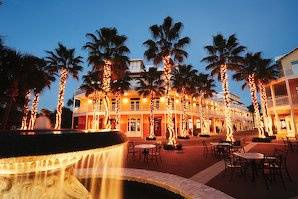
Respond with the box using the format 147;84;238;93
75;168;234;199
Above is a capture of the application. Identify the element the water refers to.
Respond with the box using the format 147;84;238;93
0;143;125;199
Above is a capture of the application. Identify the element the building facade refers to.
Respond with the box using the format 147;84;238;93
72;60;254;138
265;48;298;137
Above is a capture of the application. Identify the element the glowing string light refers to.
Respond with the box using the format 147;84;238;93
248;74;264;138
102;60;112;130
28;93;40;130
55;68;68;129
220;64;234;141
163;56;176;145
149;91;155;138
21;91;31;130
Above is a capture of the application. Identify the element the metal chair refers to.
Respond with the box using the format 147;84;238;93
127;142;137;161
149;143;162;163
223;155;243;180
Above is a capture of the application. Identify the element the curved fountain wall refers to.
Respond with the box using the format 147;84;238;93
0;131;126;199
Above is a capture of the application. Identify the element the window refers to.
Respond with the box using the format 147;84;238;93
74;99;80;108
291;61;298;75
130;98;140;111
196;119;201;129
127;118;141;132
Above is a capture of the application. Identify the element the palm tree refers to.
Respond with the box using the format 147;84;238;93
193;73;216;135
233;52;264;137
84;27;130;130
80;71;103;130
1;49;24;129
46;43;83;129
144;16;190;145
202;34;245;141
111;73;131;130
137;67;163;139
255;58;279;135
172;64;197;137
27;58;55;130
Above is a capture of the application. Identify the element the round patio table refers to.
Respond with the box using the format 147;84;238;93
135;144;156;162
233;152;264;181
210;142;232;146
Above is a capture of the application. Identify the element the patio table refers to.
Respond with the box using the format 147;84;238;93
210;142;232;158
233;152;264;181
135;144;156;162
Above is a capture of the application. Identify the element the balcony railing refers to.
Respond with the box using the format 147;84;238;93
268;96;289;108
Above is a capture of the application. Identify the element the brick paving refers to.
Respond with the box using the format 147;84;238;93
207;143;298;199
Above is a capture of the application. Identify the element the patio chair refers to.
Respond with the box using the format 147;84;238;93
286;137;295;152
282;138;289;151
273;149;292;182
223;155;243;180
202;140;211;158
231;140;245;153
127;142;137;161
149;143;162;163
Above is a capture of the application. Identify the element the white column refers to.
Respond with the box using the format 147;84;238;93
285;80;297;137
270;84;281;132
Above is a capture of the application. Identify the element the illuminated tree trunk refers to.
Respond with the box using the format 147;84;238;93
115;92;121;130
181;89;187;137
21;91;31;130
258;81;273;135
92;94;100;130
220;64;234;141
199;93;209;135
248;74;264;137
54;69;68;129
149;91;155;138
102;60;112;129
28;93;40;130
163;56;175;145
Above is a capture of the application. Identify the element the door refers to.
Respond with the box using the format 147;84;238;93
154;118;162;136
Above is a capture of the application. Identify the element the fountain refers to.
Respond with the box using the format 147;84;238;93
0;130;126;199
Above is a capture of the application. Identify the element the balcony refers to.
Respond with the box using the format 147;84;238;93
268;96;289;108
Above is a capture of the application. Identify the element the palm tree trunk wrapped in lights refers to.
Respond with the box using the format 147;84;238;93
55;68;68;129
21;91;31;130
28;93;40;130
92;97;100;130
248;74;264;138
115;92;121;130
258;81;273;135
181;90;188;137
101;60;112;130
220;64;234;141
149;91;155;138
163;56;176;145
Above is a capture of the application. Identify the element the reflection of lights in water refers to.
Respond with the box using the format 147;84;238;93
0;143;125;199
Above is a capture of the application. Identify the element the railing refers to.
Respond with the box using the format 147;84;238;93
267;96;289;108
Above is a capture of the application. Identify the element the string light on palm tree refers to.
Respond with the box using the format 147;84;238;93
202;34;245;141
80;71;102;130
144;17;190;146
193;73;216;136
172;64;198;137
46;43;83;130
256;58;279;136
84;27;130;131
21;91;31;130
111;73;130;131
233;52;265;138
28;93;40;130
137;67;163;139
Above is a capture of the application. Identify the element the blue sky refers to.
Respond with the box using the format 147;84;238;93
1;0;298;110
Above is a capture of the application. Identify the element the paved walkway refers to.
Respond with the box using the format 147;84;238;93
190;143;256;184
76;168;234;199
